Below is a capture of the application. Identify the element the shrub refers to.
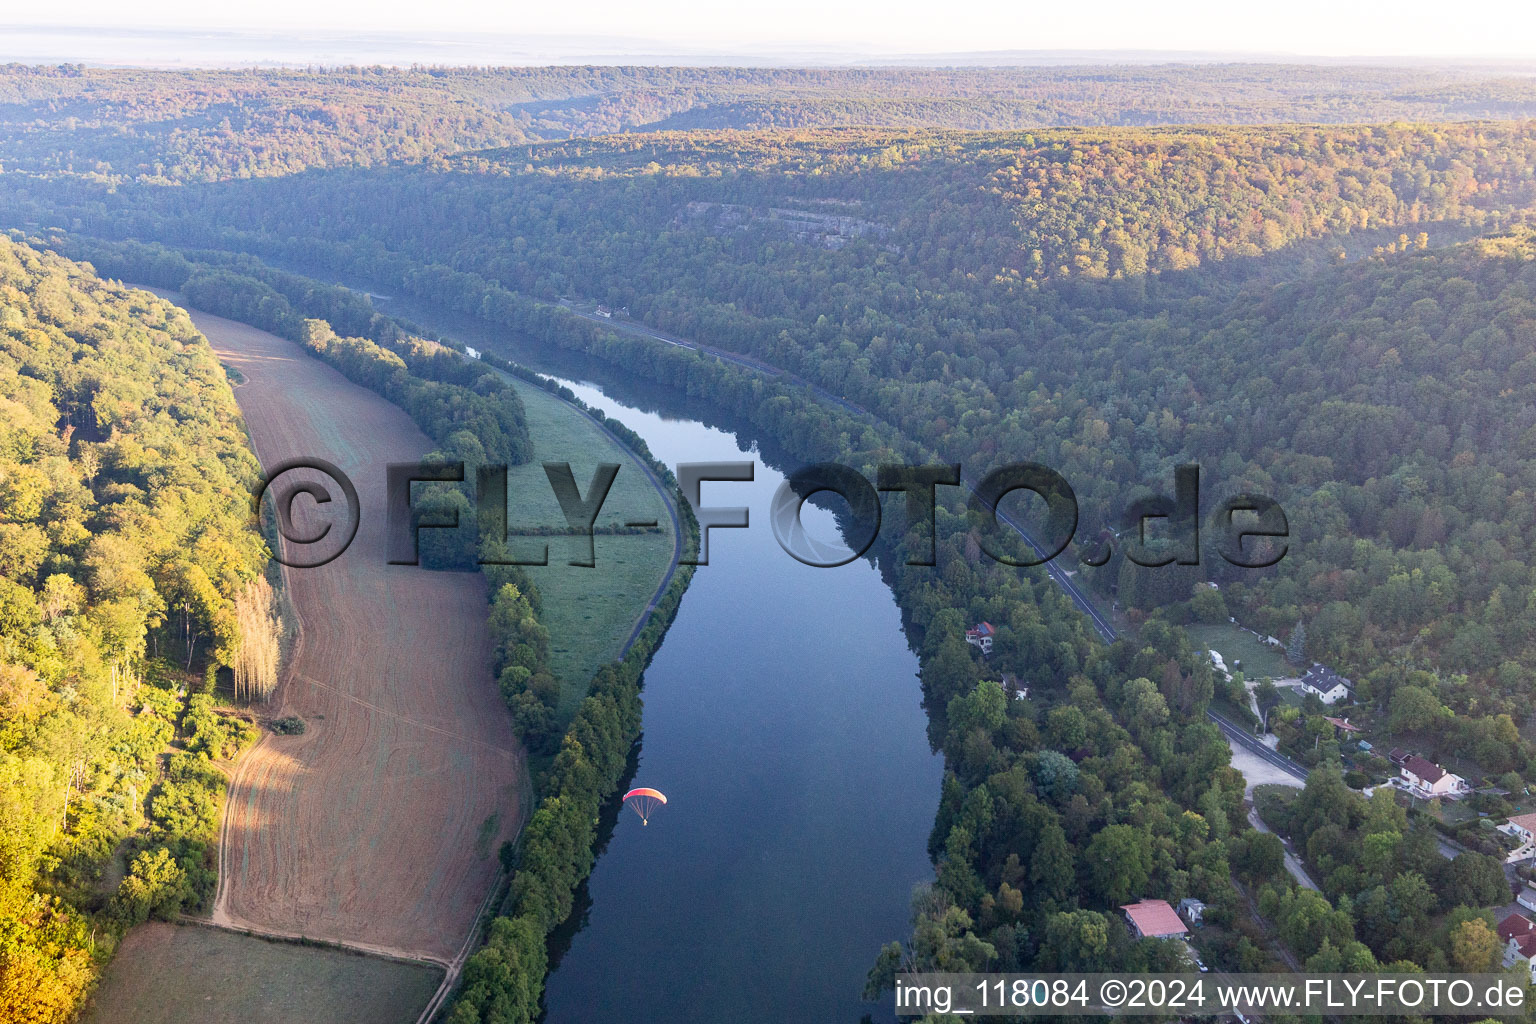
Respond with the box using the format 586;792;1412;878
112;847;192;925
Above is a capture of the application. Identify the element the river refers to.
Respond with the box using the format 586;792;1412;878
368;296;943;1022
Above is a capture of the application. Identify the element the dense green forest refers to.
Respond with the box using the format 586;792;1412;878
32;120;1536;713
0;236;268;1020
9;64;1536;1020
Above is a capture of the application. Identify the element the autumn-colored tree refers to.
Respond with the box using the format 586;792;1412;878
1449;918;1501;974
232;577;281;702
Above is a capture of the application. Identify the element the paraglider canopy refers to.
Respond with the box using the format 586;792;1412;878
622;787;667;825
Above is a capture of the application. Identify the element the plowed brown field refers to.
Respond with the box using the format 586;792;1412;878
188;306;523;963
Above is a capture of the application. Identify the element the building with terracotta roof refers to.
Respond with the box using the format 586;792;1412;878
1502;813;1536;843
1499;912;1533;943
1121;899;1189;940
1503;914;1536;983
1498;813;1536;864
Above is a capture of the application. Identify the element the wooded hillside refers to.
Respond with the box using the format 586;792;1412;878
0;235;270;1020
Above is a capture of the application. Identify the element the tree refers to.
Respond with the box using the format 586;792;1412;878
1255;678;1280;724
863;942;906;1000
1389;685;1446;734
112;847;192;925
948;680;1006;739
1190;586;1227;624
1084;824;1152;905
450;913;547;1024
1231;831;1286;884
1286;622;1307;665
1275;886;1355;958
1437;853;1512;910
1033;751;1080;804
1038;910;1113;972
1046;705;1089;749
1029;822;1075;906
1449;918;1501;973
1306;938;1344;972
923;640;981;706
232;577;280;702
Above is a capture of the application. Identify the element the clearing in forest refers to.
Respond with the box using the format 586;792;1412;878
84;923;440;1024
188;305;524;963
493;372;677;718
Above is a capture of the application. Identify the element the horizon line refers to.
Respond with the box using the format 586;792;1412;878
3;25;1535;69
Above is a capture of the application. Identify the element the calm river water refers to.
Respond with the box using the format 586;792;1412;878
369;294;944;1023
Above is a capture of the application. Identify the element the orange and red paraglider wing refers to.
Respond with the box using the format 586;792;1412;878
622;788;667;824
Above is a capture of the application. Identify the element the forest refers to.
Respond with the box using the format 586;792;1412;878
6;64;1536;1021
4;64;1536;185
34;121;1536;714
0;236;268;1019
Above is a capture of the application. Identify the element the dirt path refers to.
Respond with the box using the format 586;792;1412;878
181;305;524;963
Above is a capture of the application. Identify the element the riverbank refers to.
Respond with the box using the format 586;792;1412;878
73;242;941;1022
346;292;942;1024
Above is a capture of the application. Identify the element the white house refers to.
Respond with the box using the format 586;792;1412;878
1502;813;1536;843
1500;913;1536;982
1177;898;1207;926
1499;813;1536;863
965;622;996;655
1399;755;1470;799
1499;816;1536;865
1521;886;1536;914
1299;663;1353;705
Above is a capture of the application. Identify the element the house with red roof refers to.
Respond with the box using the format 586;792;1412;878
1121;899;1189;940
965;622;996;655
1501;813;1536;844
1497;813;1536;863
1501;913;1536;982
1499;912;1533;943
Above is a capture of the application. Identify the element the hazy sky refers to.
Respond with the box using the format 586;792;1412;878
9;0;1536;58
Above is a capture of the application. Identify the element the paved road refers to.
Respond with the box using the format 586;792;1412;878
969;471;1119;642
1207;709;1310;783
